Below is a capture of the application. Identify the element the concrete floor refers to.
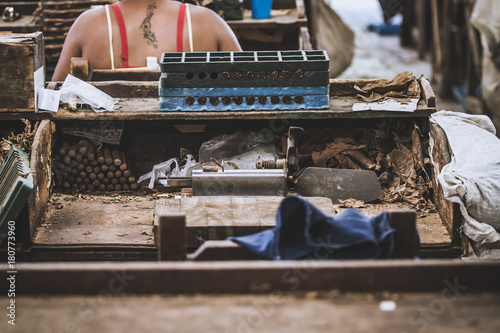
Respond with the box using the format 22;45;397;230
329;0;464;113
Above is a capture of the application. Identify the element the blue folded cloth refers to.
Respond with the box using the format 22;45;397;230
228;196;397;260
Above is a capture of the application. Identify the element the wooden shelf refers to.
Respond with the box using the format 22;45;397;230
0;14;40;32
0;78;436;120
0;97;434;121
227;9;307;29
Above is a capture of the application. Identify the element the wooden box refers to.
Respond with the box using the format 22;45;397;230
3;78;464;260
0;32;44;111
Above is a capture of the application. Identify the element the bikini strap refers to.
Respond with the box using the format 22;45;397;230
105;5;115;69
111;3;130;67
177;3;186;52
185;3;193;52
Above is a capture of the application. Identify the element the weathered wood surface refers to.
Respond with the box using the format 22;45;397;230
387;210;416;259
3;260;500;294
157;213;186;261
33;193;155;246
0;14;39;32
193;210;418;261
155;197;449;252
6;292;500;332
27;120;53;243
192;240;262;261
429;121;461;246
0;79;435;120
0;32;44;111
227;9;307;29
155;196;335;248
419;77;436;108
43;0;110;6
69;57;89;81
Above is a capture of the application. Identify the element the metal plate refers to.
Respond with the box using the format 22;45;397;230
295;167;382;203
192;169;286;197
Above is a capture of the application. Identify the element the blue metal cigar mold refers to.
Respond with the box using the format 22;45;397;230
159;50;330;111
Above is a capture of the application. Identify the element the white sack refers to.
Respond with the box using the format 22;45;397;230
470;0;500;133
430;111;500;258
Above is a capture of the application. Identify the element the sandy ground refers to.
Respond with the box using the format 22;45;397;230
329;0;463;112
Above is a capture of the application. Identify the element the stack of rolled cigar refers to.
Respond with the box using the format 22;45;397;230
53;139;138;192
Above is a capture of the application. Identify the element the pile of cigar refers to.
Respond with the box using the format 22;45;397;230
54;139;137;192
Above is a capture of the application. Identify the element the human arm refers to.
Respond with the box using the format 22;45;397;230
51;12;90;81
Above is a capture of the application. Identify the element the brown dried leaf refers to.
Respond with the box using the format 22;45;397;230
387;144;416;180
337;199;366;208
311;143;365;167
354;71;415;94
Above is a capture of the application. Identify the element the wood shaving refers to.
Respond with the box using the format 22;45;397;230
0;119;38;165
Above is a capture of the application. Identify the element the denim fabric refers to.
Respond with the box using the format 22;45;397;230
229;196;397;260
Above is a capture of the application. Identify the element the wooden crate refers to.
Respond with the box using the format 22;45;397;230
2;78;465;261
0;32;44;111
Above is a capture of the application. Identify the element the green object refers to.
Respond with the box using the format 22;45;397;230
0;145;33;244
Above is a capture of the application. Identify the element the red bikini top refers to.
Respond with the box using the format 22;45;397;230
110;2;187;68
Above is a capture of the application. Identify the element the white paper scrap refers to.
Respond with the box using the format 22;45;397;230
38;88;61;112
353;98;419;112
34;66;45;112
147;56;159;70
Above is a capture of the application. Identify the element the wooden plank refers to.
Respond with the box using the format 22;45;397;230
43;0;110;6
43;8;89;15
0;79;436;119
431;0;442;69
70;57;90;81
0;32;44;111
387;210;416;259
0;107;436;121
4;260;500;294
27;120;53;243
429;122;462;246
33;193;155;246
156;197;448;253
0;97;434;121
192;240;261;261
8;293;500;332
18;247;157;261
194;209;417;261
90;69;161;82
227;9;307;29
157;213;186;261
155;196;335;248
419;77;436;108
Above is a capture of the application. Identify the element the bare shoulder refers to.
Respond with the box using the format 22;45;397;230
188;4;227;26
70;5;107;31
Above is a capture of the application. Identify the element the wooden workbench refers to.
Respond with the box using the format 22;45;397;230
3;77;462;261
